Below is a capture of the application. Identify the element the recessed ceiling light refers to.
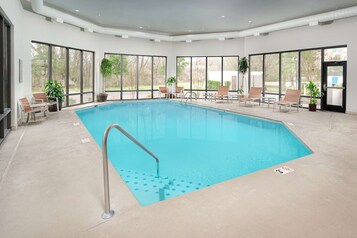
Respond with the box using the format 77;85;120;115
75;9;79;12
248;20;252;24
139;26;143;29
188;30;192;32
98;13;101;17
221;15;225;18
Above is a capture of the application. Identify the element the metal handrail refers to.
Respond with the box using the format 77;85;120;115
101;123;160;219
181;91;197;104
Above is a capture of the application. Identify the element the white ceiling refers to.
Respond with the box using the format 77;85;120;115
21;0;357;36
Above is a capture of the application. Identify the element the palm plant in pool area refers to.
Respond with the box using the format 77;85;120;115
167;76;176;96
238;57;249;95
306;80;323;111
99;58;113;102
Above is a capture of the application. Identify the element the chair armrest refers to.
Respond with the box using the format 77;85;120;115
34;99;44;103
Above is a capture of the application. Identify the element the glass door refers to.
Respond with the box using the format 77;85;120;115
322;62;346;113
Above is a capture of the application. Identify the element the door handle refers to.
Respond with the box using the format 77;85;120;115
323;84;327;92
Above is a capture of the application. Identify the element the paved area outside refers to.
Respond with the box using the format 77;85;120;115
0;99;357;238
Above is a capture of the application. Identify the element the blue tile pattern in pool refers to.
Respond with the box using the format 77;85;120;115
76;101;311;206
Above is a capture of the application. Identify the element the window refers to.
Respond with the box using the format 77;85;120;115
83;51;94;103
176;56;239;96
153;57;166;98
223;57;238;91
281;52;298;93
207;57;222;90
105;53;167;100
138;56;152;99
105;54;121;100
192;57;206;91
52;46;67;91
176;57;191;90
324;47;347;61
264;54;280;94
300;50;321;96
31;43;49;93
249;55;263;88
68;49;81;105
31;42;95;107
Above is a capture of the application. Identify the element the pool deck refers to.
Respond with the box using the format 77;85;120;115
1;99;357;238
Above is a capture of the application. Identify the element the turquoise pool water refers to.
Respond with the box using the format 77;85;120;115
76;100;311;206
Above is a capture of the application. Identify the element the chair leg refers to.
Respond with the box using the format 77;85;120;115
26;113;30;123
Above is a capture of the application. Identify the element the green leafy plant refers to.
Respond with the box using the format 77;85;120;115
237;88;244;95
238;57;249;93
167;76;176;85
45;80;64;102
207;80;220;90
100;58;113;93
306;81;323;105
224;81;231;88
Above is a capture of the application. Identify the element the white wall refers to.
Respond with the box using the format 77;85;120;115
2;0;357;129
173;38;245;56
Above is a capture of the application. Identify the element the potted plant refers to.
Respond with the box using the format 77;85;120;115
238;57;249;94
167;76;176;98
45;80;64;111
306;80;323;111
98;58;113;102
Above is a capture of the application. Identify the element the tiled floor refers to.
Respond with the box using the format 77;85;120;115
0;99;357;238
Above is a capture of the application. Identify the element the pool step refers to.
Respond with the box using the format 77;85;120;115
118;169;209;205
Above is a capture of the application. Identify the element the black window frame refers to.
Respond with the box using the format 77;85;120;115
176;55;240;97
248;44;347;108
0;13;11;145
31;40;95;107
104;53;167;100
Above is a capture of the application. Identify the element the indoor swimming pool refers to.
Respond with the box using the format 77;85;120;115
76;100;311;206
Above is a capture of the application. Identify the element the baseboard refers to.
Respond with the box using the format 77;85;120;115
346;111;357;115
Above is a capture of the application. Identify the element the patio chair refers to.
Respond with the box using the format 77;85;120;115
174;87;184;99
213;86;229;102
273;89;301;111
159;86;169;99
19;97;48;123
240;87;262;105
32;92;59;112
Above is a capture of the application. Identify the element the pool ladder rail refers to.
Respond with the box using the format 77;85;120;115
181;91;198;104
101;123;160;219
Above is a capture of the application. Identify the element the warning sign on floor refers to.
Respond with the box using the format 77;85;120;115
274;166;294;175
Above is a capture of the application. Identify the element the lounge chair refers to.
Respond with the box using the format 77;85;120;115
240;87;262;105
273;89;301;111
33;92;59;112
159;86;169;99
19;97;48;123
174;87;184;99
213;86;229;102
